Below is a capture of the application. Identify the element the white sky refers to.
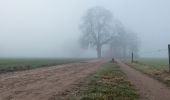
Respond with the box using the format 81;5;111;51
0;0;170;58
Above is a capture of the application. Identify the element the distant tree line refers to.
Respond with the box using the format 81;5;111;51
80;7;140;58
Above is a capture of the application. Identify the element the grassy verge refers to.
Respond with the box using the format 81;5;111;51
0;58;89;74
134;58;168;70
68;62;139;100
125;58;170;87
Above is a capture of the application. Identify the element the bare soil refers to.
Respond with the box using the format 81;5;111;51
0;60;105;100
117;60;170;100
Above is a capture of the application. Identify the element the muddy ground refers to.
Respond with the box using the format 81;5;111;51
117;60;170;100
0;60;106;100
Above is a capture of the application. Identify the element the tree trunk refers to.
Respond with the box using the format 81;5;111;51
97;44;102;58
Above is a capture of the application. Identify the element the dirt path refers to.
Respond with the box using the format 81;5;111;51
117;60;170;100
0;60;105;100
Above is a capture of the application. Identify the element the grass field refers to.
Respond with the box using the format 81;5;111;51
0;58;89;74
135;58;169;70
69;62;139;100
126;58;170;86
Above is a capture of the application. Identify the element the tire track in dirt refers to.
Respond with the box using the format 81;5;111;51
0;60;106;100
117;60;170;100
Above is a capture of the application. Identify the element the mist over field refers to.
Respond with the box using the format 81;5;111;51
0;0;170;58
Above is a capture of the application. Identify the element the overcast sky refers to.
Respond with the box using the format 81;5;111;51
0;0;170;58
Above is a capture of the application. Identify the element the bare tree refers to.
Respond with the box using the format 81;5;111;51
108;20;140;58
80;7;114;58
127;31;140;58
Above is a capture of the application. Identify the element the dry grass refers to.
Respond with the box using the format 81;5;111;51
126;59;170;87
68;62;139;100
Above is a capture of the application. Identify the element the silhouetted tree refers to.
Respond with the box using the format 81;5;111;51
109;20;140;58
80;7;114;58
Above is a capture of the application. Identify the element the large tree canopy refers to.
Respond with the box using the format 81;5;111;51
80;7;114;58
107;20;140;58
80;7;140;58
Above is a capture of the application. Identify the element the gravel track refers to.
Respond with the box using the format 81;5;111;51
117;60;170;100
0;60;105;100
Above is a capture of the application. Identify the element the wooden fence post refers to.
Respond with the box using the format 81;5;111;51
168;45;170;72
131;52;134;63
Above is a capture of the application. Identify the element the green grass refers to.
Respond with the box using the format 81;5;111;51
135;58;169;70
0;58;89;73
126;58;170;87
69;62;139;100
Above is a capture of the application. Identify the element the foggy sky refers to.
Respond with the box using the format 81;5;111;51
0;0;170;58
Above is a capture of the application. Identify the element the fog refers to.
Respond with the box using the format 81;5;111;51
0;0;170;58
